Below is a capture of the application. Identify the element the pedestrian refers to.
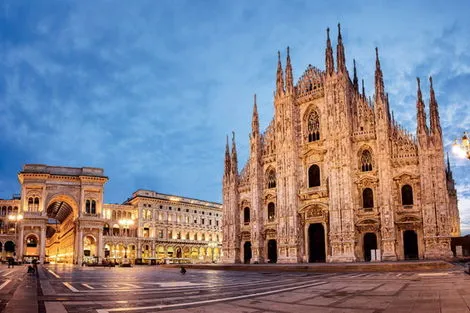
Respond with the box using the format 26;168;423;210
180;266;186;275
32;259;39;277
7;258;11;269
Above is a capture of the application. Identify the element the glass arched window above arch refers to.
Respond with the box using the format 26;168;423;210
401;184;414;205
307;110;320;142
243;207;250;225
308;165;321;187
267;202;275;222
267;169;276;189
362;188;374;209
361;150;373;172
91;200;96;214
85;200;91;214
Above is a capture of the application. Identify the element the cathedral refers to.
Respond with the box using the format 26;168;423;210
221;25;460;264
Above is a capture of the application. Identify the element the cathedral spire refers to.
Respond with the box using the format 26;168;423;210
285;47;294;94
374;47;385;101
224;135;231;176
231;131;238;175
353;59;358;92
252;94;259;135
416;77;429;137
429;76;442;136
325;28;335;75
361;79;366;98
336;23;346;73
276;51;285;96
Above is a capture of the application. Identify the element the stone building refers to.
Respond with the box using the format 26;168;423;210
0;164;222;264
222;25;460;264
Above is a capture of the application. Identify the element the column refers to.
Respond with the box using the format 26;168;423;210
17;225;24;261
39;225;46;263
77;229;83;265
98;230;104;262
137;241;142;259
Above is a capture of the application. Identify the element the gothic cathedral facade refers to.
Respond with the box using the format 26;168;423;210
221;25;460;264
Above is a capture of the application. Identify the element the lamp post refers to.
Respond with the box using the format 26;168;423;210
8;214;23;259
208;242;218;263
452;132;470;159
118;219;134;259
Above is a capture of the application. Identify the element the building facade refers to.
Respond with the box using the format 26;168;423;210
0;164;222;264
222;25;460;264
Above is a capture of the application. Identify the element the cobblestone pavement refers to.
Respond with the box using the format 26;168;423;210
3;263;470;312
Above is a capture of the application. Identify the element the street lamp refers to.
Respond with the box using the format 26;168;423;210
208;242;218;263
118;219;134;259
8;214;23;234
452;132;470;159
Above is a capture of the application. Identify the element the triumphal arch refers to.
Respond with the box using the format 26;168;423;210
18;164;107;264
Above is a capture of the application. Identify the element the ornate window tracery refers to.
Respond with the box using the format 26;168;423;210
401;184;414;205
361;150;373;171
267;169;276;189
307;111;320;142
308;164;321;187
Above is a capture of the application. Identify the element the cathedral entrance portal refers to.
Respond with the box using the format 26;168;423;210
243;241;252;264
403;230;418;260
308;223;325;262
267;239;277;263
363;233;377;262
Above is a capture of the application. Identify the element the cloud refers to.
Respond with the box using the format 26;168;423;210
0;0;470;225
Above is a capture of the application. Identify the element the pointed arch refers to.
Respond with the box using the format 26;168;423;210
266;168;276;189
360;149;373;172
306;110;320;142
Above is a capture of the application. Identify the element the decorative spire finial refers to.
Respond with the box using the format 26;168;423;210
325;27;334;75
336;23;346;73
353;59;358;91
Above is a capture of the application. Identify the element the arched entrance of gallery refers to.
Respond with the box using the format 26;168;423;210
363;233;377;262
403;230;418;260
4;241;15;258
267;239;277;263
243;241;252;264
45;196;78;264
308;223;325;262
83;235;97;264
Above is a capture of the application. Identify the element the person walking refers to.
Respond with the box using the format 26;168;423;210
32;259;39;277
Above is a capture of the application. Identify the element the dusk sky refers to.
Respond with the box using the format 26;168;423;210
1;1;470;231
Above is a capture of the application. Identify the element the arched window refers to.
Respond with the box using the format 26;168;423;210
361;150;373;171
34;197;39;211
91;200;96;214
267;202;275;221
112;211;117;220
308;165;321;187
28;198;33;211
362;188;374;209
243;207;250;225
103;223;110;236
267;169;276;189
307;110;320;142
401;184;414;205
186;232;190;240
85;200;91;214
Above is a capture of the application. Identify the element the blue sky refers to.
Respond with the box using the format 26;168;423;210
1;1;470;231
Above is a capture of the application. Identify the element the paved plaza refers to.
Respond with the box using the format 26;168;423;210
1;263;470;312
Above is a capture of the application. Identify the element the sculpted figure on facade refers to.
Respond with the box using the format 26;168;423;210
222;25;460;263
